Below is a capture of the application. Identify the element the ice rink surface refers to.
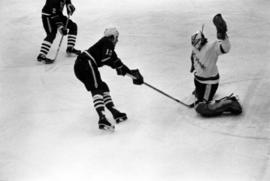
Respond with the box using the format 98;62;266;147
0;0;270;180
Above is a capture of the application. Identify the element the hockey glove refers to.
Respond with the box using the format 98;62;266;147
58;26;68;35
130;69;144;85
116;64;130;76
67;4;76;16
213;14;227;40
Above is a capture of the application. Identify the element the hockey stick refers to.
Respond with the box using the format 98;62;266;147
53;15;70;61
201;24;205;33
143;82;192;107
127;74;192;108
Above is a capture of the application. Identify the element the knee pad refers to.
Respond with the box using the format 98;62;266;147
91;90;104;97
196;95;242;117
99;82;110;92
90;82;109;96
45;33;57;43
68;21;77;35
227;97;242;115
195;102;223;117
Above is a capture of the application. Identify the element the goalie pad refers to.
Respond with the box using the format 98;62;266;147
195;94;242;117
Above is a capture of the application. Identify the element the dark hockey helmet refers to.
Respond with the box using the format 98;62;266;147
191;31;207;50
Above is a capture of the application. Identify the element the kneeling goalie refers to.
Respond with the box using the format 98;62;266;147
189;14;242;117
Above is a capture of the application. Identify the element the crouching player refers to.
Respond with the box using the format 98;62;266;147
189;14;242;117
74;28;144;131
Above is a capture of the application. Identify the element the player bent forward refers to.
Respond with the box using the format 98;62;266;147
189;14;242;117
74;28;144;131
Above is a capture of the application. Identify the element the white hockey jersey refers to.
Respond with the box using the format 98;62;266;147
192;36;231;84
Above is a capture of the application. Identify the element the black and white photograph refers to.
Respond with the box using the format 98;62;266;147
0;0;269;180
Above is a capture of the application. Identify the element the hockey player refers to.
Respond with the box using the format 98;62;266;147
74;28;144;131
37;0;81;64
189;14;242;117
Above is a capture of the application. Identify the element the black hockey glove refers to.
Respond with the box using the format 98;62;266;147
58;26;68;35
67;4;76;16
213;13;227;40
130;69;144;85
116;64;130;76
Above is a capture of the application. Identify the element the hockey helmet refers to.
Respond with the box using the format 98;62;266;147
104;27;119;40
191;31;207;50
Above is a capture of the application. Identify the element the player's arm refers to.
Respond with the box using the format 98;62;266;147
66;0;75;16
109;52;144;85
213;14;231;54
190;51;195;73
100;43;128;72
109;52;131;75
102;40;144;85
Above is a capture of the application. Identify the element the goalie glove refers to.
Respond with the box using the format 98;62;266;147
213;13;227;40
129;69;144;85
67;3;75;16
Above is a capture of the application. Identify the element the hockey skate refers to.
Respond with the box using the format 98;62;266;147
98;115;115;132
111;109;127;123
37;54;54;64
66;47;81;56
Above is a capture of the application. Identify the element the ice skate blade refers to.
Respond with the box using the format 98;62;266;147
66;53;76;57
115;116;127;124
37;59;55;64
99;124;115;132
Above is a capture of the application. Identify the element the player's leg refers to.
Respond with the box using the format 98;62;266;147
215;94;242;115
194;79;218;103
100;82;127;123
64;17;81;55
37;15;57;64
74;56;114;131
196;94;242;117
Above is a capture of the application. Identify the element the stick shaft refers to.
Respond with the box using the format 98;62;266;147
143;82;190;107
126;74;190;107
54;15;70;61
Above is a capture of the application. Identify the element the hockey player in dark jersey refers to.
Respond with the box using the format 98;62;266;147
37;0;81;64
189;14;242;117
74;28;144;131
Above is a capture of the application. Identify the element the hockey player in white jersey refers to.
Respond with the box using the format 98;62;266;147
190;14;242;117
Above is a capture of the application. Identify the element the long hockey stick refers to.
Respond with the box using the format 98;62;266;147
127;74;191;108
53;15;70;61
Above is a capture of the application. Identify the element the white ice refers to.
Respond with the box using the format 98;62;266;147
0;0;270;180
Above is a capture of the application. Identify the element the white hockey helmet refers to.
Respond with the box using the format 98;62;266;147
104;27;119;40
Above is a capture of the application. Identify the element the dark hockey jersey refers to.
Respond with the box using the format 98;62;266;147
83;37;124;69
42;0;71;16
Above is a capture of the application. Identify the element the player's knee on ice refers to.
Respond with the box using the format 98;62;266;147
195;95;242;117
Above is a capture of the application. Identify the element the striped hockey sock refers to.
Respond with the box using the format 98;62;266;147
39;40;52;56
103;92;127;123
67;34;77;49
103;92;115;110
93;94;105;116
